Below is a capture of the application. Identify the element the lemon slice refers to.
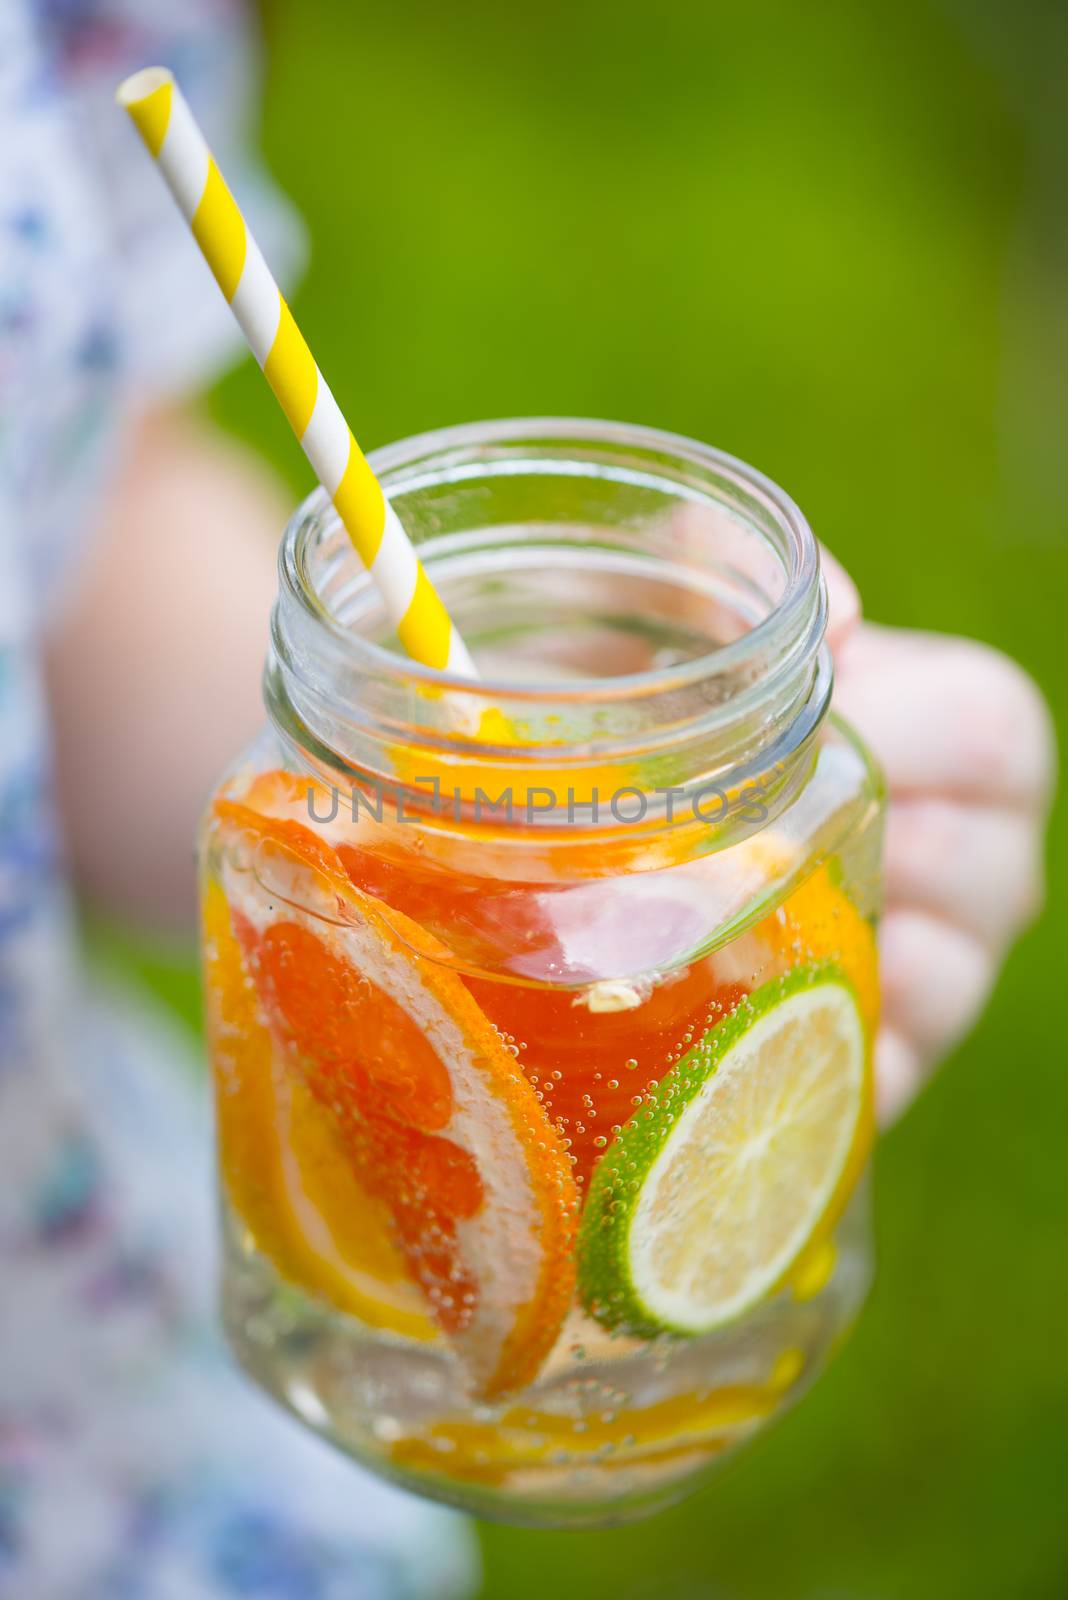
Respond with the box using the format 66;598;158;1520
577;965;869;1336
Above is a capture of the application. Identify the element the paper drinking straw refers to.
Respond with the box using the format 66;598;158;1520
116;66;477;679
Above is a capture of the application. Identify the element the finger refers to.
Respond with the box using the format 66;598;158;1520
884;798;1045;950
833;625;1055;809
875;1026;924;1125
819;544;861;655
879;906;995;1064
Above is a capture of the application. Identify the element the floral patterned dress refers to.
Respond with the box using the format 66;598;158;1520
0;3;474;1595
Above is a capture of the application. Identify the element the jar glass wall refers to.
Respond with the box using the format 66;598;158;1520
198;420;884;1527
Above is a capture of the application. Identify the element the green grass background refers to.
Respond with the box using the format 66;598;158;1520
121;1;1068;1594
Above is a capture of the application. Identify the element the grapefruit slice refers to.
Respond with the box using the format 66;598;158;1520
206;800;579;1396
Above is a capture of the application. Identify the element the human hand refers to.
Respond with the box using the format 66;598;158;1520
823;554;1055;1123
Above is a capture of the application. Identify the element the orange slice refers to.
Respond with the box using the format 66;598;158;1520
202;877;436;1340
760;860;880;1037
387;1347;804;1487
206;801;580;1396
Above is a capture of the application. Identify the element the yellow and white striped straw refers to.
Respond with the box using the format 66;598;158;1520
116;66;476;679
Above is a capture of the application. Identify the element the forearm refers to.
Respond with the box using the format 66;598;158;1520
44;409;286;931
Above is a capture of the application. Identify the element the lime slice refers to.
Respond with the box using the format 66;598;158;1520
577;964;869;1336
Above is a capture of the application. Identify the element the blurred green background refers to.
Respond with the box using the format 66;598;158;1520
119;0;1068;1595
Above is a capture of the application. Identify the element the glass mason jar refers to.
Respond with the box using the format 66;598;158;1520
198;418;884;1528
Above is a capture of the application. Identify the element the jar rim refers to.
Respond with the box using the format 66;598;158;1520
268;415;833;867
278;415;825;708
